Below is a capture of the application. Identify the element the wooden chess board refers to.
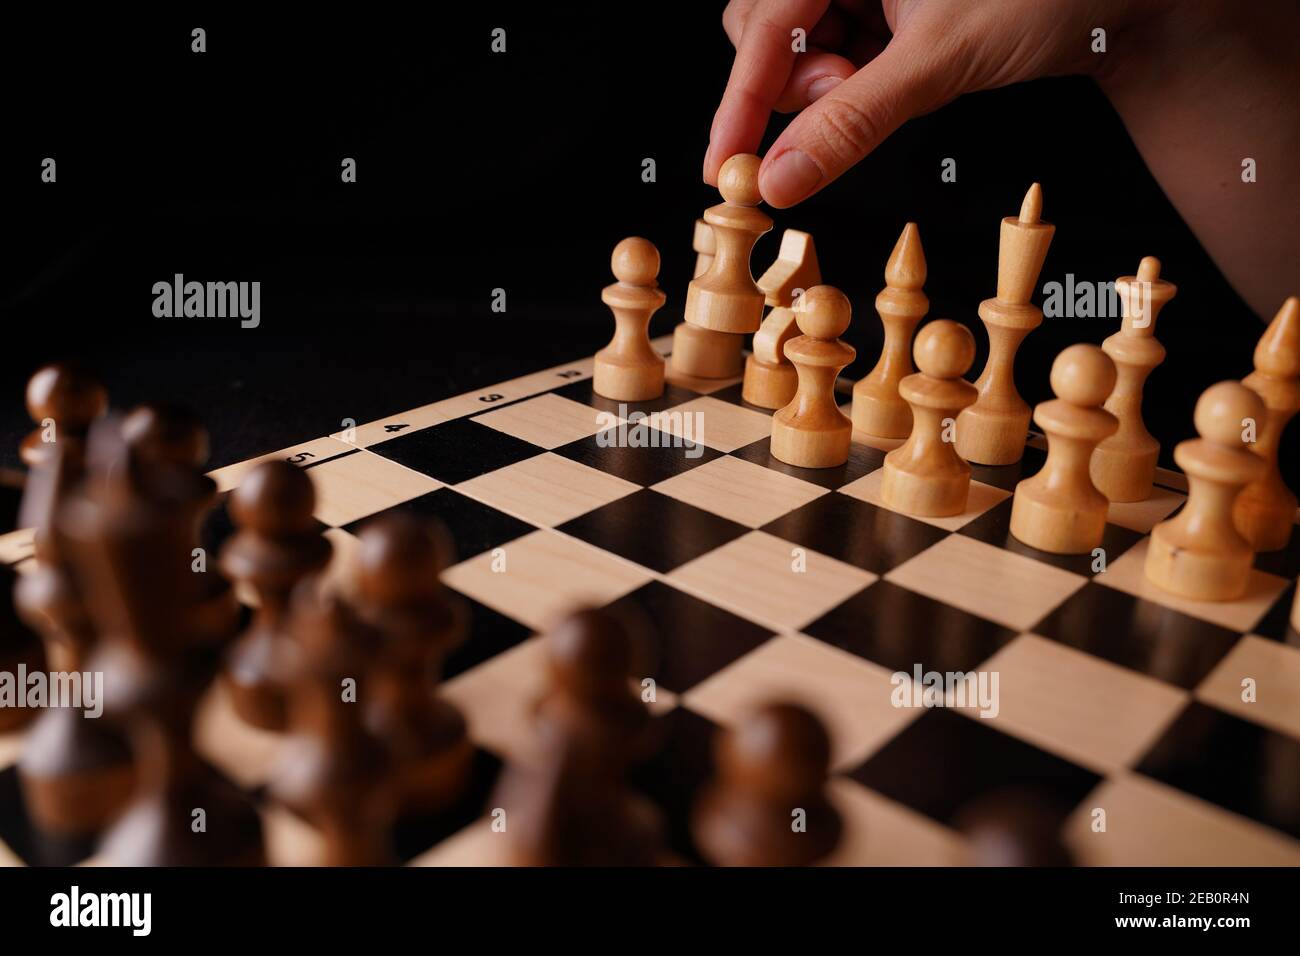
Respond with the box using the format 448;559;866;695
1;335;1299;867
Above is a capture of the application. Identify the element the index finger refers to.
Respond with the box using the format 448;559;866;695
705;0;833;184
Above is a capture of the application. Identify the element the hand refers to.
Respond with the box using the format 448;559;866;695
704;0;1173;207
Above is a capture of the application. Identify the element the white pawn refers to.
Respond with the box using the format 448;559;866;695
593;237;667;402
1146;381;1266;601
770;286;856;469
1009;345;1118;554
672;154;772;379
684;154;771;334
880;320;978;517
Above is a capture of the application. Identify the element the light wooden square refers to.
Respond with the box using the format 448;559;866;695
1064;773;1300;866
838;469;1010;531
650;396;775;453
473;393;613;449
949;634;1189;773
0;838;21;867
683;633;913;771
821;780;966;866
456;453;638;527
442;528;653;632
885;535;1088;632
443;634;547;766
1104;486;1186;534
307;451;442;527
1196;635;1300;738
1098;538;1288;632
193;681;285;789
668;531;874;632
651;456;826;528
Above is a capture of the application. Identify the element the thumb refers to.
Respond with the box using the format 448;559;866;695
758;32;955;207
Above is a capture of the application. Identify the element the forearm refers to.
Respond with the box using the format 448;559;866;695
1097;0;1300;319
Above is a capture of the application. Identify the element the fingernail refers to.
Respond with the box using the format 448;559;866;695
760;149;822;207
807;76;842;101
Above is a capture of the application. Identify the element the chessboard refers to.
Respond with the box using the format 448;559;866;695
1;333;1299;867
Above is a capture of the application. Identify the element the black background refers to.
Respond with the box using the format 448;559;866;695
0;4;1276;479
0;862;1282;941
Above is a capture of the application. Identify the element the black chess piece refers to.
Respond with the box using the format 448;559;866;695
63;418;265;865
220;461;331;730
271;583;396;866
955;788;1075;866
692;702;842;866
354;513;471;817
490;606;667;866
533;607;657;772
493;732;667;866
123;402;239;652
15;377;134;838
